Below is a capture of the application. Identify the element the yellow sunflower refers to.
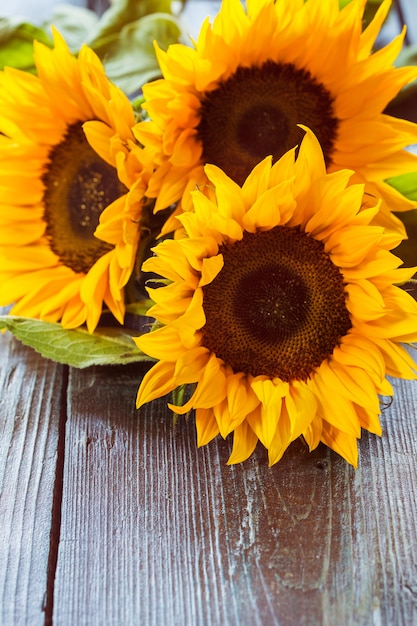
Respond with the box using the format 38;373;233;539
135;128;417;467
0;29;151;332
135;0;417;233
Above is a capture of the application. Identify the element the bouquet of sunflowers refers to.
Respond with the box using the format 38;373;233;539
1;0;417;468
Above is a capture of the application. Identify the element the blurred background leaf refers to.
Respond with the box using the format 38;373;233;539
89;13;182;95
0;19;51;72
41;5;99;51
0;0;184;94
389;172;417;203
85;0;174;46
389;172;417;269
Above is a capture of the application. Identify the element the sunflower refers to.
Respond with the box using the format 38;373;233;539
134;0;417;233
0;29;152;332
135;128;417;467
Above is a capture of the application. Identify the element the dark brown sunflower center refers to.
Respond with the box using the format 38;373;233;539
196;61;339;185
201;226;351;381
42;122;128;274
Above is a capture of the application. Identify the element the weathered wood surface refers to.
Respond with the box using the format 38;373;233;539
1;1;417;625
0;331;66;626
2;339;417;626
52;366;417;626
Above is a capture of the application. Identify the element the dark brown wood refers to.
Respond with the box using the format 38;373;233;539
0;332;65;626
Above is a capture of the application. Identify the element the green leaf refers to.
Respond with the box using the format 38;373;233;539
0;0;182;94
85;0;182;95
86;0;174;47
0;316;155;368
41;5;99;52
92;13;182;95
39;0;183;96
0;18;51;72
388;171;417;202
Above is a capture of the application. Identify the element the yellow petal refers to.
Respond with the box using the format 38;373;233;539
320;422;359;468
135;326;186;362
200;254;224;287
227;420;258;465
251;378;289;447
136;361;177;408
196;407;220;447
309;371;361;438
267;404;291;466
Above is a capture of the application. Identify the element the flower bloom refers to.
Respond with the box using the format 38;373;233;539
0;29;151;331
135;0;417;233
135;129;417;467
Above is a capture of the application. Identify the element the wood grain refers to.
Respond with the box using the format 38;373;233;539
1;1;417;625
0;332;65;626
51;363;417;626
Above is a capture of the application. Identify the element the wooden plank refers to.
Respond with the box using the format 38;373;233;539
52;363;417;625
0;331;65;626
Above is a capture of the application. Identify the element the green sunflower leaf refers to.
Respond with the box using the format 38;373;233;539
41;5;100;52
91;13;182;95
0;0;183;91
0;18;51;72
389;173;417;268
43;0;184;96
86;0;175;46
0;316;155;368
388;171;417;202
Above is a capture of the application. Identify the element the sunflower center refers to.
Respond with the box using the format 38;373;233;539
196;61;339;185
201;226;351;381
43;122;128;274
238;265;309;341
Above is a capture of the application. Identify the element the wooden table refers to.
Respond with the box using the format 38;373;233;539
1;1;417;625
